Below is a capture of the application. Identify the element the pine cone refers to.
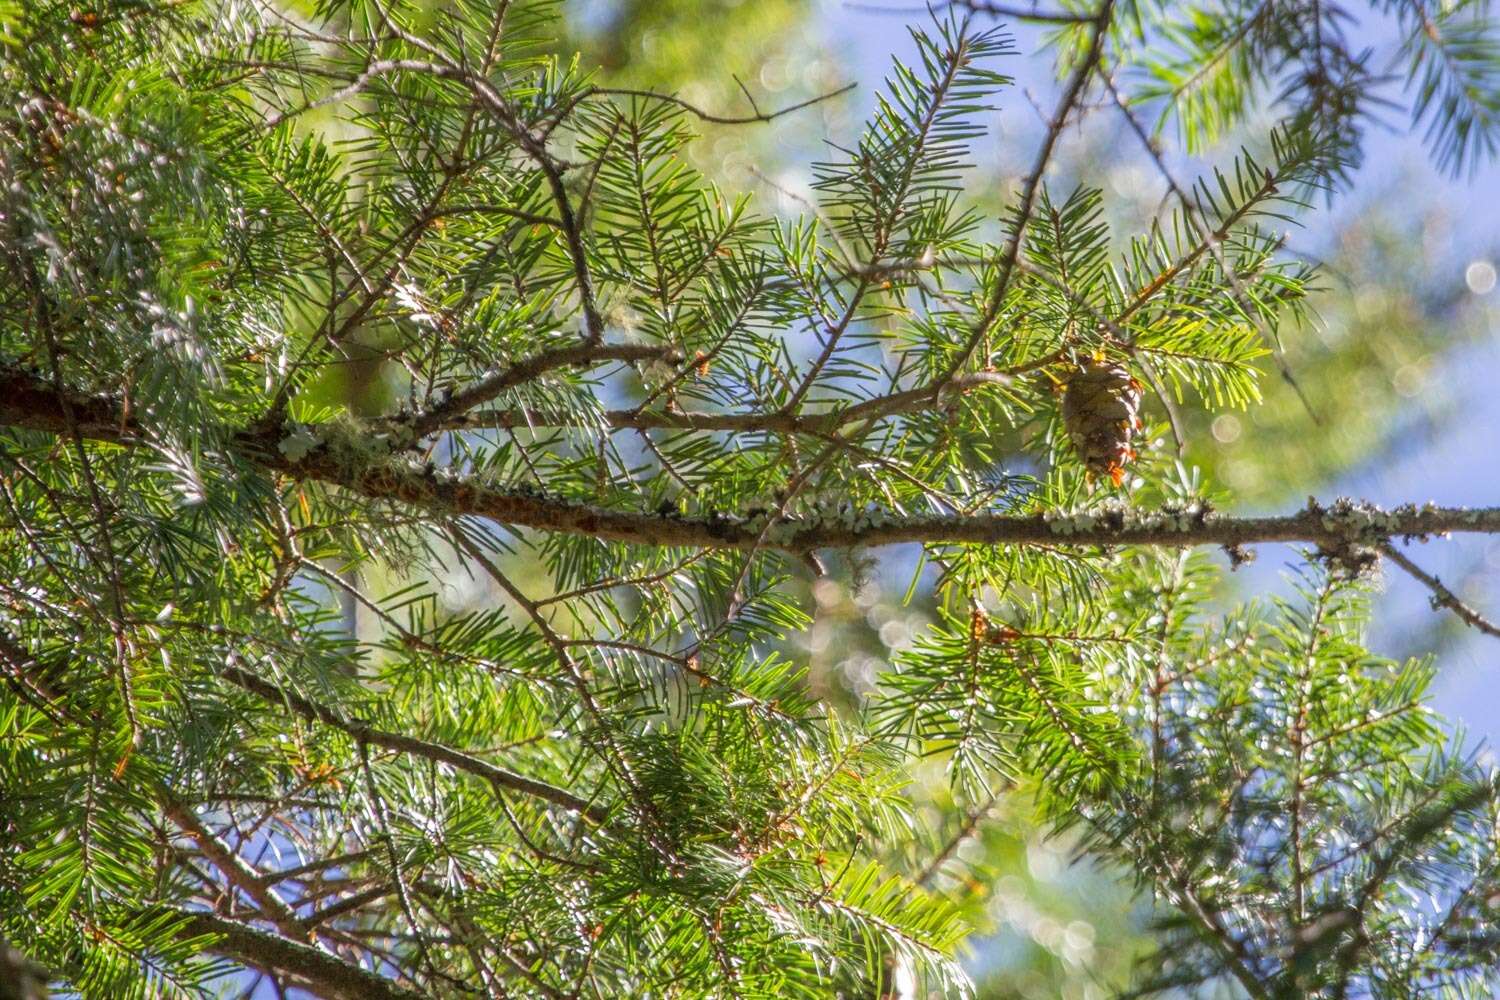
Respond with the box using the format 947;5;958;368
1061;359;1143;486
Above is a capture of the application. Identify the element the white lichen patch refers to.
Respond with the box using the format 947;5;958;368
276;423;323;462
278;415;411;471
1043;500;1206;536
1313;497;1448;543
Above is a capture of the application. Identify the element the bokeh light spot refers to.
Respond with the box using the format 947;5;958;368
1465;259;1497;295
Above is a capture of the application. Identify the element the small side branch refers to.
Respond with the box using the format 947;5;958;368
942;0;1114;384
848;0;1096;24
160;798;311;941
1380;542;1500;641
218;664;609;822
406;341;683;438
589;81;857;125
444;370;1014;436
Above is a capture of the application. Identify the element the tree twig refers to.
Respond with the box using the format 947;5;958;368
1379;542;1500;640
217;663;609;822
848;0;1095;23
589;81;857;125
405;341;683;438
940;0;1114;384
441;370;1013;435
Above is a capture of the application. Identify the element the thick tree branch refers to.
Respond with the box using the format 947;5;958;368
167;908;425;1000
0;939;48;1000
0;364;130;442
3;363;1498;560
256;429;1500;555
242;458;1500;556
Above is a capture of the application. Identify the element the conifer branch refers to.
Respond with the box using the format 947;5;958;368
2;362;1498;559
441;370;1014;435
586;82;858;125
227;456;1500;556
1097;69;1322;420
159;798;312;941
216;663;610;822
404;341;685;438
941;0;1114;384
848;1;1097;24
7;3;1500;992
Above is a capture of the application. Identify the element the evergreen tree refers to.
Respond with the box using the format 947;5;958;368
3;1;1500;996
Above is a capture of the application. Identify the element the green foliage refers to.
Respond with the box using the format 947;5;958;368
1127;0;1500;177
1079;563;1500;997
0;0;1497;997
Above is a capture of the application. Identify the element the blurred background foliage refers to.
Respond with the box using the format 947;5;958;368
1183;190;1493;509
562;1;845;181
262;0;1499;995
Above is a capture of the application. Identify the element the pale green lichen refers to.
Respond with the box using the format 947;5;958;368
1042;500;1206;536
276;423;323;462
279;415;408;472
1313;497;1450;544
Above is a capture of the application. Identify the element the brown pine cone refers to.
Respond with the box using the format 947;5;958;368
1061;359;1143;486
